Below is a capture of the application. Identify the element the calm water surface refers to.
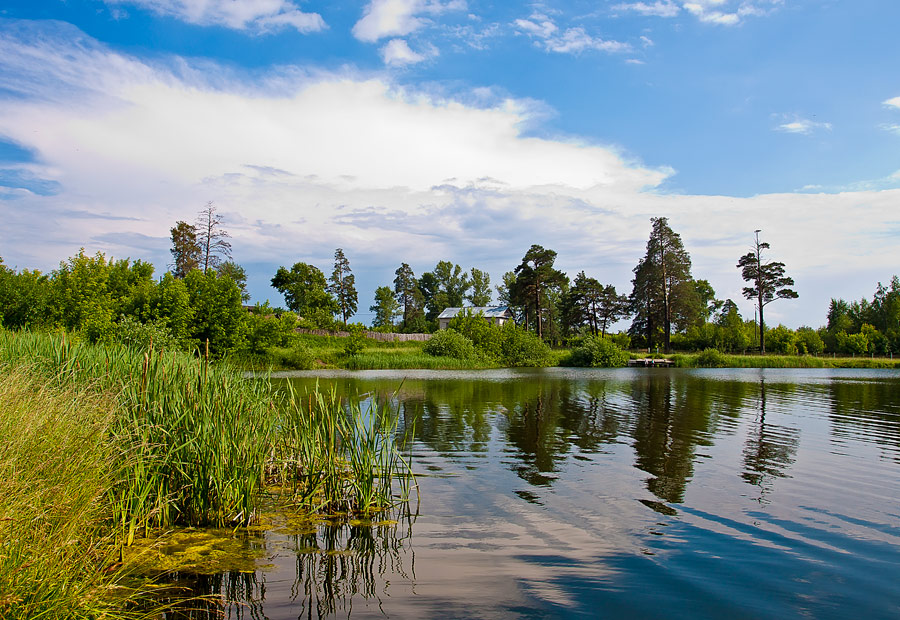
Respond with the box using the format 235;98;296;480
174;368;900;619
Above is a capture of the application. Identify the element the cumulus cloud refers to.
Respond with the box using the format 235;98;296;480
884;96;900;109
775;117;832;135
352;0;466;42
104;0;326;33
0;20;897;329
514;14;631;54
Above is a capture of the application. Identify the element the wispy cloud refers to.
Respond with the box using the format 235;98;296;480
615;1;782;26
381;38;437;65
352;0;466;42
775;117;832;135
514;13;631;54
613;1;681;18
884;96;900;110
103;0;326;34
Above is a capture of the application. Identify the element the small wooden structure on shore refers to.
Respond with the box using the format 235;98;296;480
628;358;675;368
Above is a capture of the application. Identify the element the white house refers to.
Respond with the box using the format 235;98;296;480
437;306;515;330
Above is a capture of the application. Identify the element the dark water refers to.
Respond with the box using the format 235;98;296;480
172;368;900;619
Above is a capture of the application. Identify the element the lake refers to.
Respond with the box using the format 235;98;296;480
167;368;900;619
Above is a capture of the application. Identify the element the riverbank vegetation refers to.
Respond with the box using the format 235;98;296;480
0;329;414;618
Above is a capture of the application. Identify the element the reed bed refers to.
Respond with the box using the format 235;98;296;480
0;329;414;537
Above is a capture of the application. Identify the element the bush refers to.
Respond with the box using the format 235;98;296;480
448;310;503;361
567;335;628;368
795;326;825;355
282;342;316;369
108;316;179;351
423;329;476;360
765;324;797;355
500;322;551;367
695;347;727;368
343;323;367;357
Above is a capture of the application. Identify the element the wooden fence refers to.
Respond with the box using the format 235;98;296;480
295;328;432;342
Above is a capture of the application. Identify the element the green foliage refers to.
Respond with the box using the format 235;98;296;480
271;262;339;328
370;285;400;330
329;248;358;326
184;269;247;355
423;328;477;360
108;316;179;351
343;322;367;357
448;309;503;360
242;305;298;355
499;321;551;367
795;326;825;355
836;330;869;355
567;335;629;367
281;342;316;370
765;324;798;355
695;347;728;367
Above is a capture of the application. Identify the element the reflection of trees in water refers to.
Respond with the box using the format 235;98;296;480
156;510;415;619
288;516;415;619
827;378;900;463
741;379;800;502
629;374;718;504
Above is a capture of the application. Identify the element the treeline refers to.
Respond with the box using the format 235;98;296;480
2;203;898;359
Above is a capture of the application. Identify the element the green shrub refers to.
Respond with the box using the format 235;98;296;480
423;329;476;360
343;323;367;357
448;310;503;361
282;342;316;369
500;322;551;367
695;347;728;368
108;315;179;351
567;335;628;367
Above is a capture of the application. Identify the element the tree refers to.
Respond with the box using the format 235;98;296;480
216;261;249;302
737;230;798;354
328;248;358;327
195;201;232;272
393;263;420;331
169;220;201;278
563;272;630;337
271;262;338;328
513;245;567;339
467;268;492;306
370;285;399;331
629;218;696;353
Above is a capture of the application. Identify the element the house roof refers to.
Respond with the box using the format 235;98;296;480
437;306;513;320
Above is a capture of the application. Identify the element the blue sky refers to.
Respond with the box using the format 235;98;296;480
1;0;898;328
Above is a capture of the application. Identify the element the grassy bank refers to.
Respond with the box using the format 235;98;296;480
669;350;900;369
0;329;414;618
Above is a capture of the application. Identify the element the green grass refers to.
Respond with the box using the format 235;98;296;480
670;351;900;369
0;365;151;619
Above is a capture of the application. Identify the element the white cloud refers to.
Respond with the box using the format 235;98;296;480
614;1;782;26
514;14;631;55
775;117;832;135
104;0;326;33
884;96;900;110
613;2;681;18
381;39;436;65
352;0;466;42
881;123;900;136
0;22;897;329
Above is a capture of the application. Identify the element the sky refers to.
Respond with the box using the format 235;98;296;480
1;0;899;329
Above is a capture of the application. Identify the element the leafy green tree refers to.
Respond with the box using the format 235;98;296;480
694;279;723;323
630;218;696;353
271;262;338;328
328;248;358;327
716;299;750;353
169;221;201;278
467;268;492;306
513;244;567;339
183;269;246;355
0;259;52;329
370;285;399;331
765;324;797;355
147;272;193;345
195;201;232;272
795;326;824;355
108;258;155;320
216;261;249;302
567;335;629;368
50;249;114;341
737;230;798;354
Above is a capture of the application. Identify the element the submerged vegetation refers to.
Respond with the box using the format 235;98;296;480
0;328;414;618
